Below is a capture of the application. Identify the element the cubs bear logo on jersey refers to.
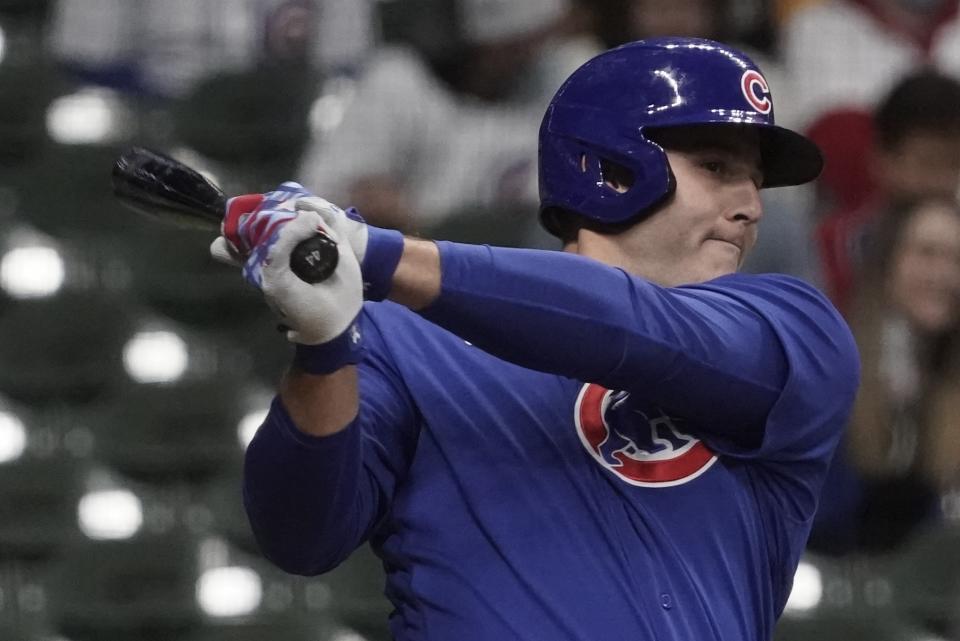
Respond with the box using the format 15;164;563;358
574;383;717;487
740;69;772;115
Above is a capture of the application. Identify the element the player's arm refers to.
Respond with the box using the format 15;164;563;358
243;323;418;576
391;239;785;422
310;195;854;433
278;368;357;437
211;188;418;575
427;241;853;422
384;238;858;442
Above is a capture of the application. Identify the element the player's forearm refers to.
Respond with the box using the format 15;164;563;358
387;237;442;310
279;366;359;437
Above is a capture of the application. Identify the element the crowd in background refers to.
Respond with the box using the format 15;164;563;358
1;1;960;640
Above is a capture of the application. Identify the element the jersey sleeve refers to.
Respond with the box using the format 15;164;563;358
242;307;420;576
420;242;859;461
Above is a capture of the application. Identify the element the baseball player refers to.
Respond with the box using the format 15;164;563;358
213;38;859;641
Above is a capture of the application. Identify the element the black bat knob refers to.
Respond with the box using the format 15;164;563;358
290;234;339;283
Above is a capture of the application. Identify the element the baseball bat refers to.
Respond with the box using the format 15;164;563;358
111;147;338;284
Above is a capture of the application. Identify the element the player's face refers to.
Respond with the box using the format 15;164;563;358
592;129;764;286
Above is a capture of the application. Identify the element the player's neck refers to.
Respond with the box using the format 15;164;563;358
569;230;657;282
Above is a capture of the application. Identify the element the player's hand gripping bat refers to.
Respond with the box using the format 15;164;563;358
111;147;339;283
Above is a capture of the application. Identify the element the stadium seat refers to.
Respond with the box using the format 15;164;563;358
888;523;960;637
0;0;53;19
319;544;393;641
183;617;341;641
88;379;247;486
0;456;84;560
215;315;296;386
9;143;138;239
101;220;269;331
774;611;925;641
378;0;459;71
205;463;393;641
173;66;319;192
205;460;256;555
0;64;58;166
0;291;136;406
47;530;204;641
0;622;55;641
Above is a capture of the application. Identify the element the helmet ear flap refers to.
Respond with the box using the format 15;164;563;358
574;151;637;196
540;152;677;241
598;157;636;194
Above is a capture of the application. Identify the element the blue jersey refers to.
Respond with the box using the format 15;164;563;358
244;243;859;641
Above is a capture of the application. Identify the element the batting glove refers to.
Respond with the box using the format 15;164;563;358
210;190;364;371
212;181;311;265
213;183;405;301
293;195;405;301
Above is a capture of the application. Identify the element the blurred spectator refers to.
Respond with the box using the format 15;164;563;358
810;197;960;555
815;70;960;311
774;0;828;24
296;0;601;234
47;0;373;98
588;0;728;50
783;0;960;132
591;0;779;59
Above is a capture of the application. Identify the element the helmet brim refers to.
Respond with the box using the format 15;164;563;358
757;124;824;188
646;121;824;189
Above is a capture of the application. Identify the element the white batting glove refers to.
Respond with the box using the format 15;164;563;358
258;211;363;346
294;196;405;301
210;205;363;350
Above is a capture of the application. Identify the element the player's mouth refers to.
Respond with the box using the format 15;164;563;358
705;237;742;253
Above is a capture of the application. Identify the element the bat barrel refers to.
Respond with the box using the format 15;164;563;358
111;146;339;283
112;147;226;230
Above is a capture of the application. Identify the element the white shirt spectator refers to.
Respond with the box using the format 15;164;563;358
48;0;373;98
297;35;599;230
782;0;960;131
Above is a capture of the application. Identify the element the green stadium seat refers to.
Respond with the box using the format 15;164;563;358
319;544;392;641
205;460;256;555
8;142;139;238
117;225;273;332
173;65;319;192
0;456;84;560
0;64;57;165
205;463;393;641
888;522;960;637
774;611;926;641
184;617;341;641
0;291;136;406
88;379;247;486
0;0;53;19
47;530;204;641
0;622;56;641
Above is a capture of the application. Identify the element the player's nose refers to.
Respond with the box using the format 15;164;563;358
727;180;763;225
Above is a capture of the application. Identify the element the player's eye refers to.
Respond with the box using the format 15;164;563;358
700;160;725;174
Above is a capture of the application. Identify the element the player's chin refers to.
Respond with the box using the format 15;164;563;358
698;245;742;280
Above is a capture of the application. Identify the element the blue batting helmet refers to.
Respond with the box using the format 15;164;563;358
538;37;823;238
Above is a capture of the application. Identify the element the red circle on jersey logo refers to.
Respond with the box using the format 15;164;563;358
741;70;772;115
574;383;717;487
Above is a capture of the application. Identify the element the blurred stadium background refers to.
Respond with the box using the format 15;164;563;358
0;0;959;639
